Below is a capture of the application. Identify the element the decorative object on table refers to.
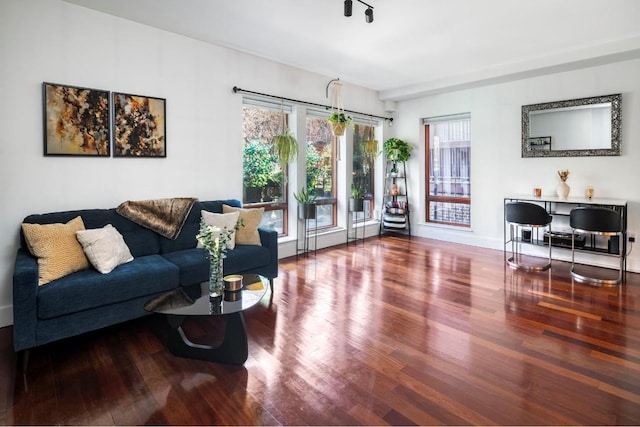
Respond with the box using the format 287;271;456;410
383;137;413;161
294;186;317;219
272;100;298;168
196;219;241;297
42;82;111;157
113;92;166;157
556;169;570;199
223;274;243;291
586;186;594;200
533;188;542;197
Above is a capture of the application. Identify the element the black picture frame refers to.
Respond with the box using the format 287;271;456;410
42;82;111;157
112;92;166;158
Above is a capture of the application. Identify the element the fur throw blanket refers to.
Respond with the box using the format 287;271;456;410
116;197;198;239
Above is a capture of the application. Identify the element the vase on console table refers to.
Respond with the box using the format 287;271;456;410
556;169;570;200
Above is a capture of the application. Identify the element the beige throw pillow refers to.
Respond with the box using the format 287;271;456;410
21;216;90;286
199;210;240;250
222;205;264;246
76;224;134;274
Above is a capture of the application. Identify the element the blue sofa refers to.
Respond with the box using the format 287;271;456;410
13;199;278;352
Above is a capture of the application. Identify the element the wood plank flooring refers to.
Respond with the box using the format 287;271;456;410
1;235;640;425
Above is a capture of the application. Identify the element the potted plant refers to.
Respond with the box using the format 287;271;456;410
363;138;379;158
273;128;298;166
383;137;413;162
349;184;365;212
328;112;352;136
293;186;317;219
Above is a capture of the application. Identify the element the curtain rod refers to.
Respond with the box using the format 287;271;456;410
232;86;393;123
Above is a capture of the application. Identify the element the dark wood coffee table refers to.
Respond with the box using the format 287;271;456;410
144;273;269;365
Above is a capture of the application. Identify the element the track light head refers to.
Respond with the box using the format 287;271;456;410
365;7;373;23
344;0;352;17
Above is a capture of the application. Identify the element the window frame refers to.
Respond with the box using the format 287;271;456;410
305;111;339;230
424;114;472;227
241;97;293;236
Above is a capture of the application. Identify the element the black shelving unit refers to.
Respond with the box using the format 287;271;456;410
380;159;410;236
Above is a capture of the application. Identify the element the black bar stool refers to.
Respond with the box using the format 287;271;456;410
570;207;624;285
505;202;552;271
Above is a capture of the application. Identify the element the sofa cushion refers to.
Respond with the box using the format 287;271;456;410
224;244;271;274
222;205;264;246
37;254;179;320
162;248;209;286
21;216;90;286
159;199;243;254
199;210;240;249
21;209;160;258
76;224;134;274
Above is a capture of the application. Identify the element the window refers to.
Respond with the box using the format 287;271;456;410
305;114;336;228
425;114;471;226
242;99;291;235
352;123;376;220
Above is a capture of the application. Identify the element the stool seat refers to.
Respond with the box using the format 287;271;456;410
570;207;624;285
505;202;552;271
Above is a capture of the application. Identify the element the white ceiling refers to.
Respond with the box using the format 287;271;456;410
63;0;640;100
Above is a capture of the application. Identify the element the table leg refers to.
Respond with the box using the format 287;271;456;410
166;312;248;365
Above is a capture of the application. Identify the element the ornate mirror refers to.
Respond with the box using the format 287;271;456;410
522;93;621;157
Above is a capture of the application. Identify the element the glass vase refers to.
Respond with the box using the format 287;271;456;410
209;255;224;297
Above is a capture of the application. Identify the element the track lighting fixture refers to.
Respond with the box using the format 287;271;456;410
344;0;374;23
344;0;352;17
365;7;373;23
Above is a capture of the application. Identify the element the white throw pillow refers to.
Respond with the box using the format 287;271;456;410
199;210;240;250
76;224;134;274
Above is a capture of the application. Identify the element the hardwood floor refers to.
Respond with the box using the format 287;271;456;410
1;235;639;425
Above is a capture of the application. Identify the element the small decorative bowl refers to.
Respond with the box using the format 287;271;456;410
223;274;243;291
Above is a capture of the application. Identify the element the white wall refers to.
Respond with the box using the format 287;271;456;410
0;0;386;327
394;59;640;270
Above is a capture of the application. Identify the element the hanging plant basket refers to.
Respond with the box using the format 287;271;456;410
331;122;346;136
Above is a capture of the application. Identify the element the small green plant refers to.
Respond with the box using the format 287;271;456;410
383;138;413;161
328;112;352;126
293;186;317;204
351;183;363;199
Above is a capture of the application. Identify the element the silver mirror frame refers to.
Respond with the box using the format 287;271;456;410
522;93;621;157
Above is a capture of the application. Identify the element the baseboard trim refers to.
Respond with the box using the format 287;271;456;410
0;305;13;328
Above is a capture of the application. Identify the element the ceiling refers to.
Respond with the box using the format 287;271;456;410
63;0;640;100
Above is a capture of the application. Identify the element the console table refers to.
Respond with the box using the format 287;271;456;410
504;195;627;276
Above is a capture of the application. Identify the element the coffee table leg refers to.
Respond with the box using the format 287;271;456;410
165;312;249;365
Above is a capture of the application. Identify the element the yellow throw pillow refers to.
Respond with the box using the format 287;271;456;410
222;205;264;246
21;216;90;286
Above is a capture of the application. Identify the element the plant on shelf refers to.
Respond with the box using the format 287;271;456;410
383;137;413;162
328;112;352;136
293;186;317;219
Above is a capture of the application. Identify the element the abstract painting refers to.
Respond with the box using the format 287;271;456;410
43;82;110;156
113;92;166;157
